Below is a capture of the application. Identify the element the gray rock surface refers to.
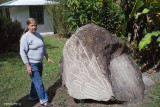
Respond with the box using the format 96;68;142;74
60;24;145;104
142;73;155;87
149;72;160;82
110;54;145;104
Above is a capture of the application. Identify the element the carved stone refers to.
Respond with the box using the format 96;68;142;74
60;24;145;104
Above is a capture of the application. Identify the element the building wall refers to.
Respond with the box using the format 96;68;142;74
38;7;53;34
3;6;53;34
10;6;29;29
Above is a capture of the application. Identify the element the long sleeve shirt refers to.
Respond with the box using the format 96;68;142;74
20;32;48;64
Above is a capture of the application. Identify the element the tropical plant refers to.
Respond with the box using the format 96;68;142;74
120;0;145;41
136;0;160;66
137;0;160;50
119;0;160;69
139;31;160;50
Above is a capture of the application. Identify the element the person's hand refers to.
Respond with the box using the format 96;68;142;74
26;63;32;75
47;58;55;63
45;54;54;63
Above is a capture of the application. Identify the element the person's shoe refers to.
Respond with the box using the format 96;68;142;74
41;102;53;107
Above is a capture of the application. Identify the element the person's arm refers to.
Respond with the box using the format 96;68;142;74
45;54;54;63
20;35;29;64
42;38;54;63
20;35;32;75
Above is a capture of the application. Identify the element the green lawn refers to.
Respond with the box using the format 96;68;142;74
0;35;67;106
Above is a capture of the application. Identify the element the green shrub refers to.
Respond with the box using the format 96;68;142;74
0;15;24;53
66;0;123;34
100;0;124;35
66;0;103;32
46;0;123;36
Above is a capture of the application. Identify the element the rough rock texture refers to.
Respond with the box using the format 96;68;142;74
142;73;155;87
109;54;144;104
60;24;145;104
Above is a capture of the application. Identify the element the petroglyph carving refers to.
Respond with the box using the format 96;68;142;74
60;24;145;105
63;36;113;101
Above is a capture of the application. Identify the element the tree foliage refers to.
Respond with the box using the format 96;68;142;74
66;0;123;34
46;0;71;37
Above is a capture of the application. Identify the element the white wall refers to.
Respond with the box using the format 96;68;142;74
10;6;29;29
9;6;53;34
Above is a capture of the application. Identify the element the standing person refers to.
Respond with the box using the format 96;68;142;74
20;18;54;107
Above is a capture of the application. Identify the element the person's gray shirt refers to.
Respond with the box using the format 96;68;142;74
20;32;48;64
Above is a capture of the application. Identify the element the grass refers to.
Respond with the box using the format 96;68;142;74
143;83;160;107
0;35;67;106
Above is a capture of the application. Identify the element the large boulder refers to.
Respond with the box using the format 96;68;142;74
60;24;145;105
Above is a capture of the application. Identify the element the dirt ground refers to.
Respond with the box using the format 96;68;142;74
13;77;152;107
47;86;152;107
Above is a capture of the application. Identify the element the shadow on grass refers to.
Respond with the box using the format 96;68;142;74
0;52;20;62
45;44;59;50
47;77;62;102
11;77;62;107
